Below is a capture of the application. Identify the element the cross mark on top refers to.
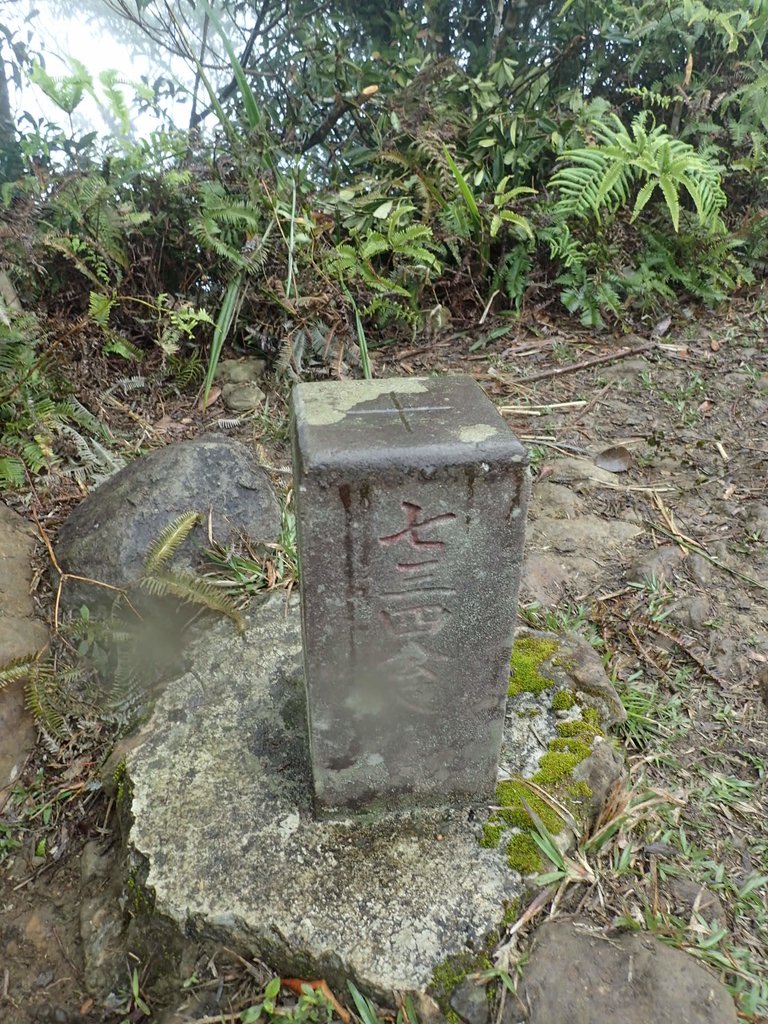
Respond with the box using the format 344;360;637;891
347;391;452;433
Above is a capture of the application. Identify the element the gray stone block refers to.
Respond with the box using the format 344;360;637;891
291;376;530;817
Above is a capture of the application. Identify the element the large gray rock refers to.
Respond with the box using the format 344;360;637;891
124;598;523;1000
0;503;49;784
519;919;738;1024
54;437;281;610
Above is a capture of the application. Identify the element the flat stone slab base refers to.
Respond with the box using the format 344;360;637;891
125;598;522;998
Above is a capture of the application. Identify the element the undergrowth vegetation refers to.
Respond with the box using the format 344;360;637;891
1;0;767;486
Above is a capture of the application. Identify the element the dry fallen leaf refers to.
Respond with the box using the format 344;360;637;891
198;384;221;410
652;315;672;338
594;445;633;473
281;978;351;1024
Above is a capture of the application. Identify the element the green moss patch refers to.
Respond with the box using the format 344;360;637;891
430;947;494;1016
556;718;602;739
508;635;559;696
551;688;576;711
494;779;564;833
480;821;504;849
532;750;584;785
549;736;593;758
505;832;543;874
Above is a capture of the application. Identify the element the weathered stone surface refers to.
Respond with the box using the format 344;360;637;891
532;481;586;519
520;919;738;1024
498;631;625;785
80;894;125;997
631;544;686;584
291;375;530;817
663;878;728;928
519;552;569;607
0;503;49;785
528;516;641;557
216;356;267;383
449;978;491;1024
221;381;266;412
125;598;523;1000
545;457;621;492
571;740;627;826
54;437;280;610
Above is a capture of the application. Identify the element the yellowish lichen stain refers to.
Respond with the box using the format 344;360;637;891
458;423;499;442
297;378;428;425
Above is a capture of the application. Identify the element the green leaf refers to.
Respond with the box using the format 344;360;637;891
264;977;281;1001
443;147;481;228
88;291;115;330
347;981;380;1024
658;175;680;231
632;179;658;221
202;276;243;412
200;1;262;132
139;571;244;632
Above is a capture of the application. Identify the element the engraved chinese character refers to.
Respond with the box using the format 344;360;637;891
379;603;451;638
380;641;448;714
378;501;456;551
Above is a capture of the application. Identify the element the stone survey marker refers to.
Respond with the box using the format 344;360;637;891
292;375;530;816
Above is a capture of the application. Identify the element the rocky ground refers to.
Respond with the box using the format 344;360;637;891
0;301;766;1023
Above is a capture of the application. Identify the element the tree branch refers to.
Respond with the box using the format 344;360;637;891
189;0;275;128
298;86;379;154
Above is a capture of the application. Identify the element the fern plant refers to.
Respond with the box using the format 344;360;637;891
0;511;246;744
0;312;116;491
550;112;727;233
328;203;442;303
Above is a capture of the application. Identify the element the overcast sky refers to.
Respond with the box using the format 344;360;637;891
8;1;187;135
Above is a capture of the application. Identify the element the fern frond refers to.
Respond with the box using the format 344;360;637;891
88;290;116;329
24;662;67;739
143;511;202;575
138;570;244;632
550;111;726;233
0;652;43;691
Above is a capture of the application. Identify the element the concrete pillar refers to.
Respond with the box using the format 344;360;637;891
291;376;529;818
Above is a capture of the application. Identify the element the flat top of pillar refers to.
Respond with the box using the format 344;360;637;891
292;375;528;471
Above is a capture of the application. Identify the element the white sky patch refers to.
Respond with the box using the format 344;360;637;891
8;1;190;137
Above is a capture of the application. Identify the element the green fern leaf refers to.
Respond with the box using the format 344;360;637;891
0;652;42;691
88;290;116;330
24;662;67;739
138;570;244;632
658;176;681;231
143;511;202;575
633;179;658;221
0;456;25;488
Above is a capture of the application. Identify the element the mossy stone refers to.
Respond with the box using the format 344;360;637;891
505;833;543;874
551;688;576;711
508;636;559;697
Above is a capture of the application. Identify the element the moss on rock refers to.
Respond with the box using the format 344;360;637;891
508;635;559;696
551;688;576;711
505;832;543;874
494;779;564;834
555;718;602;739
480;822;504;849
